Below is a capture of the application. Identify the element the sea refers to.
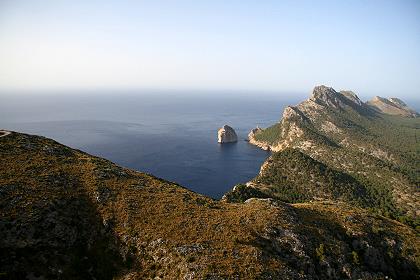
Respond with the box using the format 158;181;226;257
0;91;302;198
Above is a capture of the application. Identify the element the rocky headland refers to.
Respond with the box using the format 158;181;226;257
1;86;419;279
244;85;419;224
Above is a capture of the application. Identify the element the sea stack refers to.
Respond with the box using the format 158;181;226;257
217;125;238;143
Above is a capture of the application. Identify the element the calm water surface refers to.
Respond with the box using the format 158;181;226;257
1;93;300;198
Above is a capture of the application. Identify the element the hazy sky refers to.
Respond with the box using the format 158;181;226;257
0;0;419;97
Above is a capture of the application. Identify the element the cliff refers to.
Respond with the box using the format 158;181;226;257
218;125;238;143
246;86;419;225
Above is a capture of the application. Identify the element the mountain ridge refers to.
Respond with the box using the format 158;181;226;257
244;86;419;226
367;96;418;117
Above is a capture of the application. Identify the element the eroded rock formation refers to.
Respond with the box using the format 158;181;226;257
217;125;238;143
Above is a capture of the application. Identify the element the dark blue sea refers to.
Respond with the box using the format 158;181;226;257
0;92;300;198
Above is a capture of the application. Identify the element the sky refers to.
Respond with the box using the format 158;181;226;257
0;0;419;98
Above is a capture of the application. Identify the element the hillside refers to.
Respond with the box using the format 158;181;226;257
244;86;419;228
367;96;418;117
1;132;419;279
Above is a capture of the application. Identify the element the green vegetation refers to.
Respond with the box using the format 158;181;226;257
223;184;269;203
315;243;326;262
243;147;418;227
253;123;282;145
1;131;419;279
351;251;360;265
252;149;370;204
246;88;419;230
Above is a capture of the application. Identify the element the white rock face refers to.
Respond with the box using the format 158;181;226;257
247;126;270;151
340;90;363;106
247;126;262;139
217;125;238;143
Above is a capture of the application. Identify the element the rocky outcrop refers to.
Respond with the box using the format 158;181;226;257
248;126;262;139
367;96;418;117
388;97;407;107
340;90;363;106
282;106;307;121
248;126;270;150
309;85;347;109
217;125;238;143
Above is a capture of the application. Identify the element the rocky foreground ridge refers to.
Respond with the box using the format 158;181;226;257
1;131;419;279
243;86;419;226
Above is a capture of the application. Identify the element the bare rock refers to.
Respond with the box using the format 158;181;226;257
310;85;345;109
340;90;363;106
217;125;237;143
247;126;262;139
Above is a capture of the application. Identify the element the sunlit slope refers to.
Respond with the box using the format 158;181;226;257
244;86;419;227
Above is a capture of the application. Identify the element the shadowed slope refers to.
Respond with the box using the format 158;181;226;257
1;131;419;279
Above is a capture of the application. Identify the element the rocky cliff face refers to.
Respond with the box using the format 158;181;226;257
340;90;363;106
217;125;238;143
246;85;419;225
2;131;419;279
248;126;270;150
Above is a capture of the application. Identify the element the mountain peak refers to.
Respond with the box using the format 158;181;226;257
311;85;338;99
310;86;364;108
309;85;345;109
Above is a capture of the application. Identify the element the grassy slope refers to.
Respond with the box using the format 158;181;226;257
1;132;419;279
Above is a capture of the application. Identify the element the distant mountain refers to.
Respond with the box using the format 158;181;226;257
367;96;418;117
1;131;419;279
235;86;419;228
